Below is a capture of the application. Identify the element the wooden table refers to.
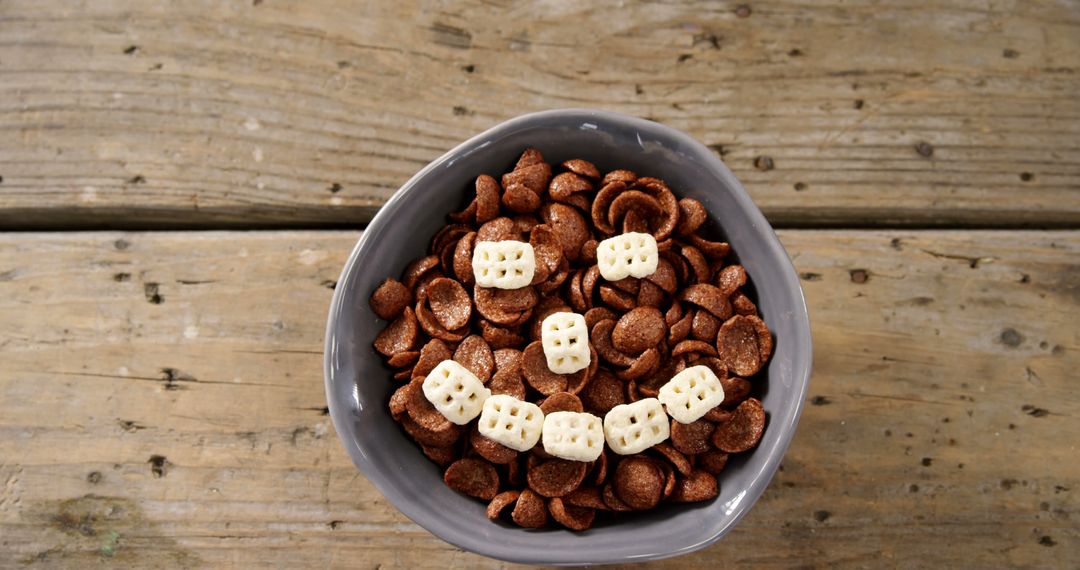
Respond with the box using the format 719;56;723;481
1;1;1077;567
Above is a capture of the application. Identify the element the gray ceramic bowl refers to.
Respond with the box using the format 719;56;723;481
324;109;812;565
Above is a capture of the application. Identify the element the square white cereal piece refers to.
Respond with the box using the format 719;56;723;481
603;398;670;455
657;365;726;424
540;312;590;374
472;240;535;289
596;232;659;281
421;360;491;425
477;394;544;452
542;411;604;462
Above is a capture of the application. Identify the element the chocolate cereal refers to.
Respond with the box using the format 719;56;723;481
370;148;773;530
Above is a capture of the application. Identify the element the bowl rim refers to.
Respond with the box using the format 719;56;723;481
324;108;812;565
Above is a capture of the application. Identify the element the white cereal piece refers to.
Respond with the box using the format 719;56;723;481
540;312;590;374
421;360;491;425
657;365;726;424
542;411;604;462
472;240;535;289
603;398;670;455
596;232;659;281
477;394;544;452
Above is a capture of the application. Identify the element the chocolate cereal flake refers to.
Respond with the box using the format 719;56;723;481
453;335;495;383
711;398;766;453
374;307;419;357
676;198;707;236
717;315;772;377
445;458;500;500
413;339;452;379
561;158;601;180
669;469;719;502
487;490;521;520
580;369;626;414
527;458;588;498
512;489;549;528
475;175;502;223
426;277;472;331
539;392;584;415
670;418;715;455
612;307;666;354
564;485;608;510
697;449;730;475
386;350;420;369
370;278;412;320
548;497;596;530
614;457;665;510
471;426;519;464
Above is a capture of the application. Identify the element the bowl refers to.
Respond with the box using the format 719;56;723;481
324;109;812;565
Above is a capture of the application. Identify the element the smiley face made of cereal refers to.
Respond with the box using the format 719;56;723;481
372;148;772;530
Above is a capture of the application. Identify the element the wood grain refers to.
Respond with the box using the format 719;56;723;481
1;0;1078;229
0;230;1076;568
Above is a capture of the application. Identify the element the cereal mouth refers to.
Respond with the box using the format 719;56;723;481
371;148;772;530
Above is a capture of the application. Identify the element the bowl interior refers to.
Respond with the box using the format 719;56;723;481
325;109;811;565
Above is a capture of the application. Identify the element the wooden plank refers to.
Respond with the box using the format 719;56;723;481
0;230;1076;568
0;1;1078;229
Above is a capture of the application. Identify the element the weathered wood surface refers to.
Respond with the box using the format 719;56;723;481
1;1;1078;229
0;230;1075;568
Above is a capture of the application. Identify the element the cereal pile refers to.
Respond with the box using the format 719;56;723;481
369;149;772;530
